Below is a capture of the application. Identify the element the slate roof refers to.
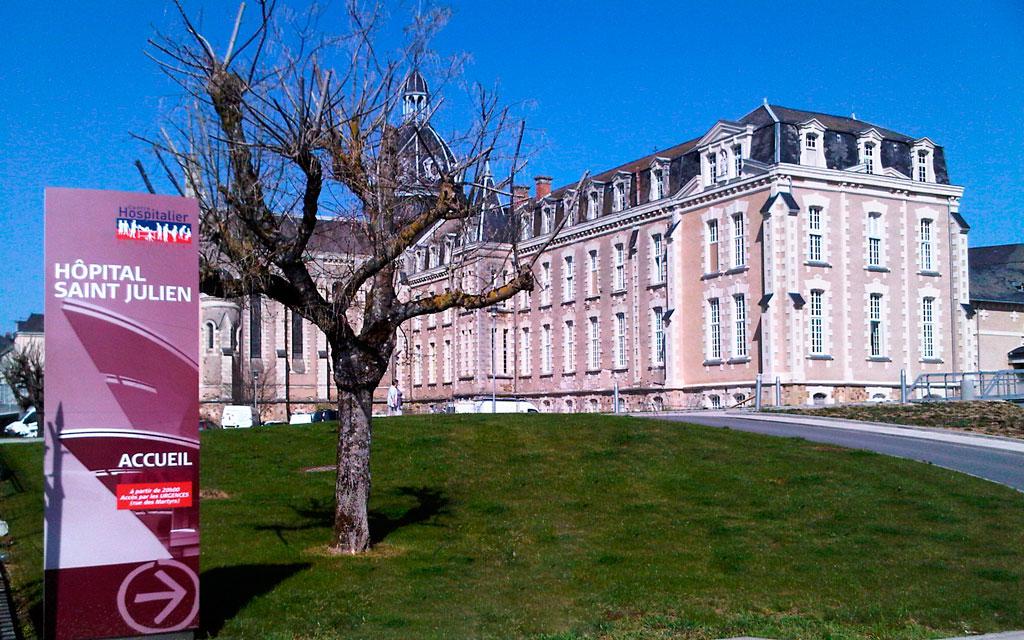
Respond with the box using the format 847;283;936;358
753;105;916;143
969;244;1024;305
15;313;44;334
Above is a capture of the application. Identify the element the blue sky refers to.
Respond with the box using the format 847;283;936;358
1;1;1022;332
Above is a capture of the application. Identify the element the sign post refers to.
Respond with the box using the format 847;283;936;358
43;188;200;639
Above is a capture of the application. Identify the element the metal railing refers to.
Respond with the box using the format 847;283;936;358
909;369;1024;402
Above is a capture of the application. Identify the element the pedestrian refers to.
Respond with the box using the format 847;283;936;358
387;381;400;417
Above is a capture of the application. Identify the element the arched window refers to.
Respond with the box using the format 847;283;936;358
812;392;828;405
733;393;746;405
708;394;721;409
204;322;216;351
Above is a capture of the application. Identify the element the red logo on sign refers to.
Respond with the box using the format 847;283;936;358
116;482;193;510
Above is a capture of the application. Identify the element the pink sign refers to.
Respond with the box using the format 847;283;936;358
43;188;200;639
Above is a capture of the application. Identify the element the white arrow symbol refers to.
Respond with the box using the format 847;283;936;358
133;569;186;624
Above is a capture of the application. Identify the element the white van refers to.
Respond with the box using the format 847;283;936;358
453;398;540;414
221;405;255;429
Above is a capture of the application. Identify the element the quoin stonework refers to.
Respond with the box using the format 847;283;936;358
198;77;975;418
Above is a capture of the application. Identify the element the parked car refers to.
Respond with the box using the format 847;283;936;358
289;412;314;425
312;409;339;423
4;407;39;438
451;398;540;414
221;405;255;429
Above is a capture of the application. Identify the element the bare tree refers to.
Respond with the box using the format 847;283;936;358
2;343;44;419
146;2;576;553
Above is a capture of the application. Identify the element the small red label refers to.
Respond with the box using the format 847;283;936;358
116;482;193;510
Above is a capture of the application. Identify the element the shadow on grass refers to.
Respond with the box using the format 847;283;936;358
253;486;450;546
199;563;310;637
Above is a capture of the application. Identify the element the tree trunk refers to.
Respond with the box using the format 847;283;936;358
331;386;375;553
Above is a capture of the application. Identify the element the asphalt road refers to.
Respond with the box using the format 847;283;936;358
654;414;1024;492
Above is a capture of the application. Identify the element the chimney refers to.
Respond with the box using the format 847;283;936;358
534;175;552;200
512;184;530;208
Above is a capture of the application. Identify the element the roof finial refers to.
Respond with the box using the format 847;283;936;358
851;111;857;120
763;97;768;106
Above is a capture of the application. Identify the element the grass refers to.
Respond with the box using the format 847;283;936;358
1;414;1023;639
773;400;1024;439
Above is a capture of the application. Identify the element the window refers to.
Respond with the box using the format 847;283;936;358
541;324;553;374
413;343;422;385
809;289;824;355
732;214;745;268
614;182;627;212
867;213;882;267
205;321;216;351
709;394;721;409
707;220;719;272
588;250;600;296
708;299;721;360
563;321;575;372
869;293;883;357
718;151;727;181
733;294;748;358
502;328;511;375
922;297;935;358
587;191;599;220
541;207;553;235
614;244;626;291
651;166;665;200
707;153;717;183
920;219;934;271
563;255;575;301
805;133;817;150
520;213;532;240
291;312;304;357
443;339;452;383
541;262;551;306
427;341;436;384
808;206;823;262
615;312;628;368
863;142;875;174
651;233;666;283
917;150;929;182
652;307;665;365
520;327;531;375
249;296;261;358
733;144;742;177
588;316;600;370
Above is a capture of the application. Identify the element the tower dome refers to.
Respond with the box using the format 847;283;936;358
402;70;430;121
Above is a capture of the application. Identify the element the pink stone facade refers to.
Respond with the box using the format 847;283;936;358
197;104;975;416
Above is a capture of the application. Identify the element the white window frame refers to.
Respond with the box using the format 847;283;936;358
563;320;575;373
808;207;823;263
869;293;884;357
615;312;628;369
732;213;745;268
541;324;552;374
520;327;531;376
563;255;575;301
443;338;452;383
652;307;665;366
732;144;743;177
650;165;665;200
540;261;551;306
587;190;599;220
614;243;626;291
733;294;748;358
922;297;935;359
588;249;600;296
706;219;719;273
708;298;721;361
588;316;600;370
867;212;883;267
920;218;934;272
651;233;666;284
809;289;825;355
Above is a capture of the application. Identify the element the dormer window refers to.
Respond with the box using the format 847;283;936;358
718;151;727;181
707;153;717;184
863;142;875;174
800;121;826;168
563;192;577;225
540;206;553;234
917;151;928;182
732;144;743;177
650;166;665;201
520;213;532;241
587;190;599;220
613;181;627;212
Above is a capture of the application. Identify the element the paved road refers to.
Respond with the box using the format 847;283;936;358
652;413;1024;492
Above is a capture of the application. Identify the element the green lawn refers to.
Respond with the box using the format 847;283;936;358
2;415;1023;639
